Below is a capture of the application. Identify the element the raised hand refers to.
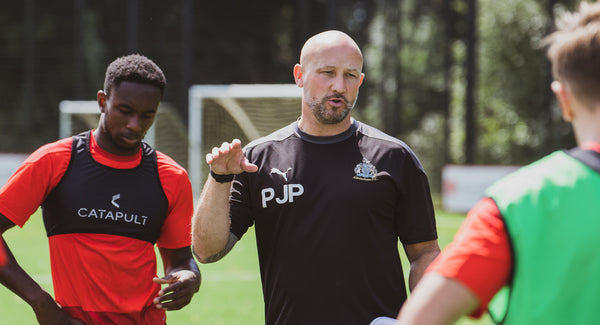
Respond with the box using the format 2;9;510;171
206;139;258;175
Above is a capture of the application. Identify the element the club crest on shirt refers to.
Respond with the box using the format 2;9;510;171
354;158;378;181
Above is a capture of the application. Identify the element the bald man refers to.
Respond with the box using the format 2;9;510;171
192;30;440;325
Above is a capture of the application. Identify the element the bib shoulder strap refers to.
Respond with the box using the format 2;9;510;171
564;148;600;174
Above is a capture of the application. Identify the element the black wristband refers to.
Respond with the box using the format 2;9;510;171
210;169;235;183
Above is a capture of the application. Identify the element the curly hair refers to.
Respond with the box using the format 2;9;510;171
103;54;166;99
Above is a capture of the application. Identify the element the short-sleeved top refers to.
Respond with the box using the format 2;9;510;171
0;130;193;325
428;142;600;319
230;120;437;325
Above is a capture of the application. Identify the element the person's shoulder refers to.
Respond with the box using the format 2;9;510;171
244;122;297;151
156;151;189;178
25;137;73;164
356;121;427;170
155;151;192;202
356;121;410;148
356;121;419;157
485;151;566;199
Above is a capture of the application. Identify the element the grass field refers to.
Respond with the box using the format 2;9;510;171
0;208;493;324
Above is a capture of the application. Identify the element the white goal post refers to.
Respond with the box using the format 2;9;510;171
58;100;189;170
59;100;156;146
188;84;302;197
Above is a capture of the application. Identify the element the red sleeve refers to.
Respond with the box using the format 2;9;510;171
0;240;7;267
155;151;193;249
581;141;600;152
0;139;72;227
427;197;512;317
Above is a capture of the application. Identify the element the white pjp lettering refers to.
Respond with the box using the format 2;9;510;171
261;184;304;208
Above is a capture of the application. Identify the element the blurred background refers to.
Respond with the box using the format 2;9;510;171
0;0;580;195
0;1;586;323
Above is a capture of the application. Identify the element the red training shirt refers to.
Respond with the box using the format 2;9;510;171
0;131;193;324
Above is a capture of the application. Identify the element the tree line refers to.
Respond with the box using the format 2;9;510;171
0;0;579;191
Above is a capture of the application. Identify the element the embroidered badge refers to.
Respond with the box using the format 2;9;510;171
354;158;378;181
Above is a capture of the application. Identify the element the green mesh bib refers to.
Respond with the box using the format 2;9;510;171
486;151;600;324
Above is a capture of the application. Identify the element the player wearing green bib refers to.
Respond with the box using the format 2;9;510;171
486;149;600;324
396;2;600;324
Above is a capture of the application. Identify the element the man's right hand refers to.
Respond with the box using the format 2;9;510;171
192;139;255;262
206;139;258;175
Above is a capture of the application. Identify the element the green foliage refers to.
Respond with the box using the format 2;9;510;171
478;0;555;164
0;0;582;192
358;0;578;193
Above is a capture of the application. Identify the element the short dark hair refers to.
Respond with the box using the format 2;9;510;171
103;54;166;99
544;1;600;105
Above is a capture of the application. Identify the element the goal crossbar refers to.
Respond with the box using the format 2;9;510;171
188;84;302;197
58;100;156;146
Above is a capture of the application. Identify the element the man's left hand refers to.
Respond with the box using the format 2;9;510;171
152;270;200;310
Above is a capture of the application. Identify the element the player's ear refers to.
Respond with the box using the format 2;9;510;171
97;90;107;113
293;64;303;88
551;81;574;122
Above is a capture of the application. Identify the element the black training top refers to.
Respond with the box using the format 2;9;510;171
230;120;437;325
42;131;169;243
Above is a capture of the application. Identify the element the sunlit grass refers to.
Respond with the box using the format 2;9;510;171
0;206;492;324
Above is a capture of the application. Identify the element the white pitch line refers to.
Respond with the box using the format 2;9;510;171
201;270;261;282
31;271;261;284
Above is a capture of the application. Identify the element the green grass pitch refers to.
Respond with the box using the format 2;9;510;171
0;208;492;324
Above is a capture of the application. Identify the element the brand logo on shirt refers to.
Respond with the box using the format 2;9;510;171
270;167;292;182
111;194;121;208
261;166;304;208
75;193;149;226
77;208;148;225
354;158;378;181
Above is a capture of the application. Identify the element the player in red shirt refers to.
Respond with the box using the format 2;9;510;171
396;2;600;324
0;54;200;324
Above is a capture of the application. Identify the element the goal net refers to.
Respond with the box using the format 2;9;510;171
58;100;188;168
188;84;302;197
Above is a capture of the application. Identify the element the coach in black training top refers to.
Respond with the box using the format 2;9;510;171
192;30;440;325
